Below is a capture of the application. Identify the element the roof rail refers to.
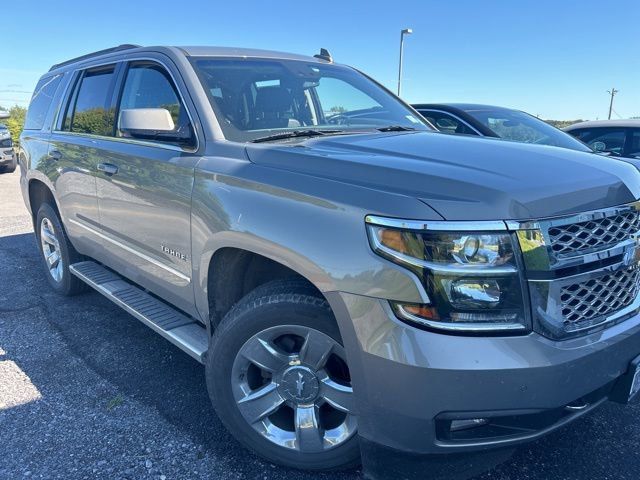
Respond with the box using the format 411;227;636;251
49;44;142;72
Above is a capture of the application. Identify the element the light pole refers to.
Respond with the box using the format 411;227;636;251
607;87;619;120
397;28;412;97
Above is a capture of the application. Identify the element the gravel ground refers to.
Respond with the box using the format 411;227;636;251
1;168;639;480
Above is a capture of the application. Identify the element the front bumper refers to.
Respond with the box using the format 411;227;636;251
0;148;14;165
328;291;640;458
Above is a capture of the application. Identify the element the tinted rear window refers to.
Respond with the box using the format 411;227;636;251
67;67;116;136
24;75;63;130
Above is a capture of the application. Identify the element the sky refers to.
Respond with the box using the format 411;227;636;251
2;0;638;120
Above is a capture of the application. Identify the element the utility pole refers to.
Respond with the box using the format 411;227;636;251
397;28;413;97
607;88;619;120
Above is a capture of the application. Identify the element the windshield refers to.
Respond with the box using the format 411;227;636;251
191;57;430;142
465;108;592;152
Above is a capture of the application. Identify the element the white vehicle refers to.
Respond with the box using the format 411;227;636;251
0;124;16;173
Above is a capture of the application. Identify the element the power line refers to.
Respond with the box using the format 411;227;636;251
0;90;32;94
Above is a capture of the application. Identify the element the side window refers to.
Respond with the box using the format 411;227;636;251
485;116;544;143
117;62;191;144
628;130;640;159
66;67;117;136
578;128;626;155
567;129;584;140
24;75;63;130
419;110;477;136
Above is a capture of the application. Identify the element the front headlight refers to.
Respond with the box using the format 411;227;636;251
366;216;529;333
0;137;12;148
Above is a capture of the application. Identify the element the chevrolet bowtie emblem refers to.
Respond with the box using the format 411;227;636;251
295;372;305;397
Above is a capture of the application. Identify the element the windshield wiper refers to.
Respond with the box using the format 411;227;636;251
376;125;417;132
251;129;343;143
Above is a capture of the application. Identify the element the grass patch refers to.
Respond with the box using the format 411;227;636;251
106;394;124;411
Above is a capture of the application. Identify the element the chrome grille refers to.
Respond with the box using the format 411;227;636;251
560;267;640;325
548;211;640;256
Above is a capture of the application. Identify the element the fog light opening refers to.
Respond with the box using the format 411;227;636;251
450;418;490;432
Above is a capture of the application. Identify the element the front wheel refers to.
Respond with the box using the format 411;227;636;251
206;279;360;470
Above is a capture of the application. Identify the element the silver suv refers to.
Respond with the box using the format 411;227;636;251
19;45;640;479
0;123;16;173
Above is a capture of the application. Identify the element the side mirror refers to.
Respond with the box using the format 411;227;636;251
118;108;194;148
119;108;175;133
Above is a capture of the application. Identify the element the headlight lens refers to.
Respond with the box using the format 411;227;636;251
376;228;515;266
0;137;12;148
366;218;528;333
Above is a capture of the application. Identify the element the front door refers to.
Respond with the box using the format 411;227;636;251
94;59;200;315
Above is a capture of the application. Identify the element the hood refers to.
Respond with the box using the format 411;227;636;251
245;131;640;221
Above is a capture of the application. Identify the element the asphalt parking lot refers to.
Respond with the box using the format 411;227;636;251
1;168;639;480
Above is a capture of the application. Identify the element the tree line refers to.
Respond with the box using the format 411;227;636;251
0;106;26;145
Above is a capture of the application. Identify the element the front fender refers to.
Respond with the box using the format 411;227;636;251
190;159;437;322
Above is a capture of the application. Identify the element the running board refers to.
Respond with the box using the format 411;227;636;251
69;261;208;363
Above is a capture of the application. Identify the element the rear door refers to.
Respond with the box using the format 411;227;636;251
50;65;120;255
94;58;201;315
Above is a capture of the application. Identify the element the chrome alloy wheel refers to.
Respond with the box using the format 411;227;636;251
40;217;63;282
231;325;356;453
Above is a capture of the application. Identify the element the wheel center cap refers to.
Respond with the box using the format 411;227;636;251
279;366;320;404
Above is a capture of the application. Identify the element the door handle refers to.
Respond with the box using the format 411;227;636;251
97;163;119;176
48;150;62;161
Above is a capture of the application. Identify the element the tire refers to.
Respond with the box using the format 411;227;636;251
5;157;17;173
206;278;360;471
0;156;17;173
35;202;87;296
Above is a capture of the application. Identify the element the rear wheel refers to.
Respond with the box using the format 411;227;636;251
206;279;360;470
35;203;87;295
